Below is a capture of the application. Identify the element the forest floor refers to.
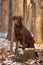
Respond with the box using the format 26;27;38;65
0;38;43;65
0;33;43;65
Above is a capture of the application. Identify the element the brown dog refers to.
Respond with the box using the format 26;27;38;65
12;16;35;49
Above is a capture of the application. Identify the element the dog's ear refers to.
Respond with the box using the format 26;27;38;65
12;16;17;21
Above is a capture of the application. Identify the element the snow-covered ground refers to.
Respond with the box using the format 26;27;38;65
0;38;16;52
0;32;7;38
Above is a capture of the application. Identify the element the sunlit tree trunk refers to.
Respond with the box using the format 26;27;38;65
26;4;32;31
14;0;19;16
30;0;36;36
41;8;43;41
41;0;43;42
16;0;19;15
23;0;27;26
12;0;18;15
35;1;42;44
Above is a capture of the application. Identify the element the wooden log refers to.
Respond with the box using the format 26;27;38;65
10;48;37;62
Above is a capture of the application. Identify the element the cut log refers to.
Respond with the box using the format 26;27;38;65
11;48;37;62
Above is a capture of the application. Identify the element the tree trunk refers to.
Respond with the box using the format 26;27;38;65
41;9;43;40
14;0;19;16
26;4;32;31
41;0;43;41
7;0;13;52
7;0;12;40
10;20;14;52
10;0;19;52
30;0;36;36
23;0;27;26
35;1;42;44
0;0;5;32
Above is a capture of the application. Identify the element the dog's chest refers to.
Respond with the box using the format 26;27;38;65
15;29;22;40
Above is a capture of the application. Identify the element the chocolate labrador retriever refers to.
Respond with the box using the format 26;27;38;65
12;16;35;49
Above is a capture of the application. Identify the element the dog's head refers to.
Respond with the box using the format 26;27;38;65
12;16;23;27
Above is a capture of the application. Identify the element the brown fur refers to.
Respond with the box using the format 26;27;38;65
12;16;35;49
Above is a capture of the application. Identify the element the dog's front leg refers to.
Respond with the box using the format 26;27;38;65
15;40;18;50
22;36;25;49
20;31;25;49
